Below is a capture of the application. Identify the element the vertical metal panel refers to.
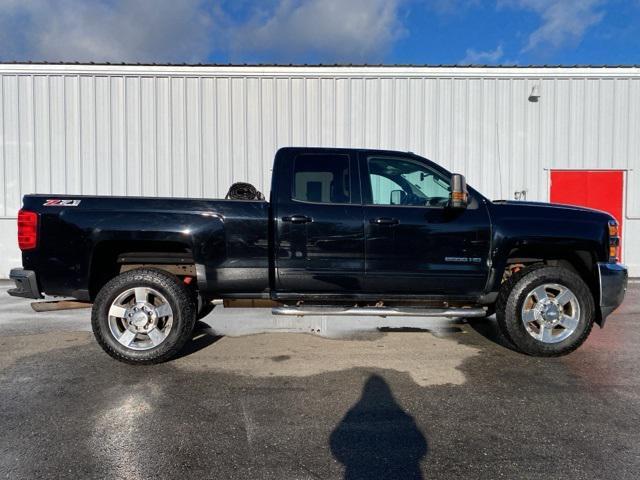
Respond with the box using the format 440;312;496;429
348;78;363;147
170;77;186;196
598;79;615;168
261;78;276;193
524;79;541;200
3;76;20;214
1;65;640;276
65;76;81;194
201;77;217;198
140;76;157;197
95;76;112;195
155;77;171;197
628;79;640;218
109;76;126;196
305;78;320;147
80;76;97;194
291;77;305;146
567;78;584;169
335;78;349;146
18;76;35;200
319;78;334;146
230;77;247;185
185;77;202;197
216;77;232;195
125;76;141;196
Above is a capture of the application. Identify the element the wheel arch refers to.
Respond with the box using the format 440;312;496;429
491;244;603;325
489;244;599;300
88;240;195;301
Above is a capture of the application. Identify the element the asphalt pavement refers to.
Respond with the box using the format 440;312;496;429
1;282;639;479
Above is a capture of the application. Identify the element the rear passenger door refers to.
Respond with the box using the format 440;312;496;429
275;150;365;293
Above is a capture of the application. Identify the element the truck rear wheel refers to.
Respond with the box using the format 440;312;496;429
91;268;196;364
496;266;595;356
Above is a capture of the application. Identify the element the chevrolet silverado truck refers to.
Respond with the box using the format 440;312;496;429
9;147;628;363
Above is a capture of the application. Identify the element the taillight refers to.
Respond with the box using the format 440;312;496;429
608;220;620;262
17;210;38;251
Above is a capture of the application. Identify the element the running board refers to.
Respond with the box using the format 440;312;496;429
272;306;486;318
31;300;92;312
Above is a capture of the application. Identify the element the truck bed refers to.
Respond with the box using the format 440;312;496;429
21;194;270;300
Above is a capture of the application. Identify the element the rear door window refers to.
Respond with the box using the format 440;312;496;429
292;154;351;204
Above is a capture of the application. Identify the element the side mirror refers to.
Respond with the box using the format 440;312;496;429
449;174;468;209
390;190;405;205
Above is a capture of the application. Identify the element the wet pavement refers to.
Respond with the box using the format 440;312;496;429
1;283;639;479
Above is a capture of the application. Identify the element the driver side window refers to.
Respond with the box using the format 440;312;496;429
367;156;451;207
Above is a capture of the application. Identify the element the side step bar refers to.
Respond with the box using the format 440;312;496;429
272;306;486;318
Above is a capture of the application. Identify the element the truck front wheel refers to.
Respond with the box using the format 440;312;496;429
496;266;595;356
91;268;196;364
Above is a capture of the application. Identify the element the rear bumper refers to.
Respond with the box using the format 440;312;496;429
598;262;628;323
8;268;43;299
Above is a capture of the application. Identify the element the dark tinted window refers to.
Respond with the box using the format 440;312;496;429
292;154;351;204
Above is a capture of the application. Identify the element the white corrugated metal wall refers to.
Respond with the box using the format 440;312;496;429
1;64;639;277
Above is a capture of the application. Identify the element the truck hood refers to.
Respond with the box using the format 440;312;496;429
491;200;615;221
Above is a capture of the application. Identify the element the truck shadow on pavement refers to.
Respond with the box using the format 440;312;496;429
330;374;427;480
464;316;519;352
173;321;223;360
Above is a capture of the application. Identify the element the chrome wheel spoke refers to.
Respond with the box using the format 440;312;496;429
108;304;127;318
538;324;553;342
155;302;172;318
560;314;579;331
134;287;149;304
147;327;166;346
555;288;575;306
532;285;549;302
118;329;136;347
522;309;536;324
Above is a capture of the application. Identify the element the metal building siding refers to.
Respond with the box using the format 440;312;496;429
1;65;639;276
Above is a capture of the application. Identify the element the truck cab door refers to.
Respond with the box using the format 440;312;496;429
359;153;491;296
274;150;364;293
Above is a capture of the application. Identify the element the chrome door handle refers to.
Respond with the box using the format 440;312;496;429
282;215;312;224
370;217;399;226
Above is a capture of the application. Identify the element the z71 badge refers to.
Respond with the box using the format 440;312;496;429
43;199;81;207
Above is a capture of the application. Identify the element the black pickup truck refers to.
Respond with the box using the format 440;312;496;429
9;147;627;363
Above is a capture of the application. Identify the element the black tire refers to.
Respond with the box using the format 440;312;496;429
91;268;196;364
194;293;216;320
495;265;595;357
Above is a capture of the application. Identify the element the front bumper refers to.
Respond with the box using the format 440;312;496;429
598;262;628;323
8;268;43;299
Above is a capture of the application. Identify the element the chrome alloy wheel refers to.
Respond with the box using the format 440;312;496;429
107;287;174;351
521;283;581;344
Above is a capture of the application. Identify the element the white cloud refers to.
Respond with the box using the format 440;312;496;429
460;44;504;64
0;0;213;62
230;0;407;62
499;0;605;52
0;0;408;63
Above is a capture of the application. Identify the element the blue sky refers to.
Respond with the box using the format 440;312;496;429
1;0;639;65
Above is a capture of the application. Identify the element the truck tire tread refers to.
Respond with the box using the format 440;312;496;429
91;268;196;365
496;265;594;357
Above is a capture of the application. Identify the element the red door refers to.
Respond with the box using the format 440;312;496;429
550;170;624;258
